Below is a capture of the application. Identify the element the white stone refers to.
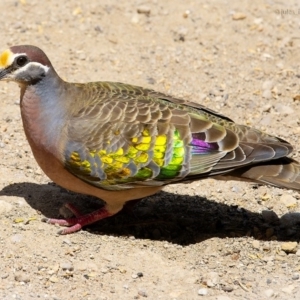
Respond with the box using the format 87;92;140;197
264;289;274;297
198;288;208;296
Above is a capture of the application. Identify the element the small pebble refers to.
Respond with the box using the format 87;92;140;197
253;18;263;24
222;285;233;292
262;80;274;90
137;6;151;15
231;186;240;193
264;289;274;297
15;273;30;283
138;290;148;297
261;194;271;201
292;273;299;280
262;90;272;99
274;104;294;115
263;255;274;262
49;276;59;283
252;240;260;249
293;94;300;101
173;26;188;42
60;261;74;271
10;234;23;243
101;267;109;274
281;242;298;254
280;195;297;208
281;285;295;294
94;25;102;33
276;62;284;69
198;288;208;296
232;12;247;20
137;272;143;277
62;239;72;246
183;10;190;18
34;168;42;175
1;273;9;279
50;264;59;273
202;272;219;287
262;104;272;112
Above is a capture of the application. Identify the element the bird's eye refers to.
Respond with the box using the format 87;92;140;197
16;56;28;67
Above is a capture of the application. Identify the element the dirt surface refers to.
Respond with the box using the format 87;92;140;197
0;0;300;299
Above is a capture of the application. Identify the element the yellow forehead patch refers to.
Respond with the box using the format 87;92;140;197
0;49;14;68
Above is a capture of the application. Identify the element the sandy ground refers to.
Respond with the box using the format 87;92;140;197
0;0;300;299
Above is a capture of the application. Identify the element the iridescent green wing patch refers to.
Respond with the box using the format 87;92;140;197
156;129;185;179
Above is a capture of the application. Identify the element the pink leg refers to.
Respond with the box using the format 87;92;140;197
64;202;84;217
42;205;112;235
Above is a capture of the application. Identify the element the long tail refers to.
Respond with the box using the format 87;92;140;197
218;157;300;191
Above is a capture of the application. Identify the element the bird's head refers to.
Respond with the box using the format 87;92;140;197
0;45;52;85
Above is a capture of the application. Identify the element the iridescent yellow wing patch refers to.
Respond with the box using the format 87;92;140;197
66;129;185;187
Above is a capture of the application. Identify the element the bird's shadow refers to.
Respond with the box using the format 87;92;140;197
0;182;299;245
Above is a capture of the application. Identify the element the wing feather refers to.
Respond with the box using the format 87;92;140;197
63;81;294;190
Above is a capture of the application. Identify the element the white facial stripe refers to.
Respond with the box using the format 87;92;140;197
14;61;50;75
13;53;27;57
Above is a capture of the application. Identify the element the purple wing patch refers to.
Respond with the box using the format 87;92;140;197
191;133;219;154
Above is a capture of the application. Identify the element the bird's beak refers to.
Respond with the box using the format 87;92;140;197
0;68;9;81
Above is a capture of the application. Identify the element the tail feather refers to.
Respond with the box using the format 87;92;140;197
220;157;300;191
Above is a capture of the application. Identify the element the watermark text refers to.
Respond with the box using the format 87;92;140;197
275;9;300;15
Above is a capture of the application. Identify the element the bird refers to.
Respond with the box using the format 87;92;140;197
0;45;299;235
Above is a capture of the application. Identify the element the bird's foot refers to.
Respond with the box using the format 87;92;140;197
41;204;112;235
